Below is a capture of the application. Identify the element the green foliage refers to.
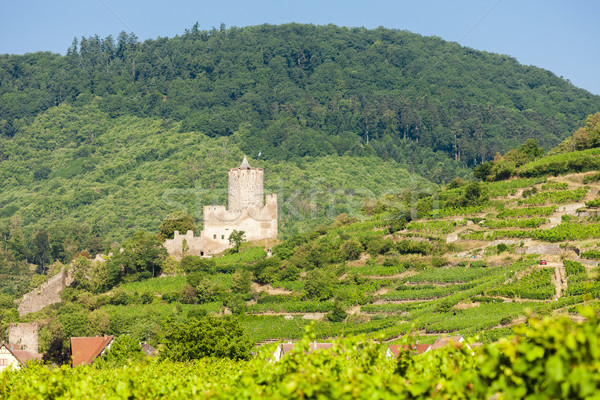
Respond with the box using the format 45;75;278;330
496;205;556;218
162;315;253;361
6;312;600;399
487;268;555;300
231;269;252;294
159;211;195;240
327;301;348;322
518;148;600;178
101;335;145;366
583;172;600;184
482;217;548;229
581;249;600;259
104;231;167;288
519;187;587;205
585;198;600;208
228;230;245;253
339;239;363;261
303;269;336;300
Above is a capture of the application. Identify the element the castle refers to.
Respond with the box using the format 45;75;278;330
163;156;278;257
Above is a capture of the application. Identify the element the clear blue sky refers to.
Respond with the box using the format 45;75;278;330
1;0;598;94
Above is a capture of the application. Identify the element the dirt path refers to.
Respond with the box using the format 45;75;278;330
550;261;567;300
251;283;294;295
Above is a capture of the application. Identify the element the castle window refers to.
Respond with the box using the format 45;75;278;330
213;234;216;239
200;251;204;256
221;235;224;240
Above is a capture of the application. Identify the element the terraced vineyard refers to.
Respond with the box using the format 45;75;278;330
10;155;600;353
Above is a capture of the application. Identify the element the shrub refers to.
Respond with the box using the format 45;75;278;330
340;239;363;261
327;301;348;322
162;316;253;361
101;335;145;366
303;269;335;300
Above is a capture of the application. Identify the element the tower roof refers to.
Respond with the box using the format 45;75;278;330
239;156;251;169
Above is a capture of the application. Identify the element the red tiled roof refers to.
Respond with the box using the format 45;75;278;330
430;335;464;350
71;336;114;367
0;342;42;366
141;342;158;357
387;343;431;358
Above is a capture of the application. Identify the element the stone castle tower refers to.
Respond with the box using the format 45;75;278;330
163;156;278;257
228;156;264;211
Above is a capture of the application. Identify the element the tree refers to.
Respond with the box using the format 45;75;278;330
32;229;50;274
327;301;348;322
102;335;145;366
42;336;71;366
228;230;246;253
118;231;168;278
162;315;253;361
304;268;335;300
159;211;196;240
231;269;252;294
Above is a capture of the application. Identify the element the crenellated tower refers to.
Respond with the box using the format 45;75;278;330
228;156;264;211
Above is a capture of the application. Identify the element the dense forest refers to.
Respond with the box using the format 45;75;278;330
1;23;600;268
1;24;599;176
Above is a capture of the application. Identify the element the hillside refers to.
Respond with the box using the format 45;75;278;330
2;24;600;257
7;140;600;351
2;24;600;180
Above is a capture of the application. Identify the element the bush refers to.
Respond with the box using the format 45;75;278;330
101;335;145;366
162;316;253;361
181;255;214;274
327;301;348;322
303;269;335;300
340;239;363;261
470;261;488;268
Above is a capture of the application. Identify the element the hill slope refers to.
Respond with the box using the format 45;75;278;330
12;148;600;349
1;24;600;184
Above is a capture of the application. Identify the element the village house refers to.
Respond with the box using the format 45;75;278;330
71;335;115;367
0;342;42;372
385;342;432;359
272;342;333;362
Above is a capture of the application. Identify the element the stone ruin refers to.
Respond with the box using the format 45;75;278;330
163;156;278;258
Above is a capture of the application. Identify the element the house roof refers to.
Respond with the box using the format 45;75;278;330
141;342;158;357
387;343;431;358
239;156;251;169
430;335;464;350
278;342;333;356
71;336;114;367
0;342;42;365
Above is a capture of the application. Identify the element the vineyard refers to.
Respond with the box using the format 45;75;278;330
5;155;600;397
3;312;600;399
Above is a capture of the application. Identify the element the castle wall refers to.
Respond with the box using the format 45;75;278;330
8;323;39;353
18;269;68;317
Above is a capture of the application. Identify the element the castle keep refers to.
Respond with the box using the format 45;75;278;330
164;156;278;257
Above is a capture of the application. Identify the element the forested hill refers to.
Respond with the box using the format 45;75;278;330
1;23;600;182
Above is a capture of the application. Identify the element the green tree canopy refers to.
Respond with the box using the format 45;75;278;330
162;315;253;361
159;211;196;240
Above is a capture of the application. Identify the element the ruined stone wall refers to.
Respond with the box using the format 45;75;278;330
18;269;68;317
8;323;38;352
